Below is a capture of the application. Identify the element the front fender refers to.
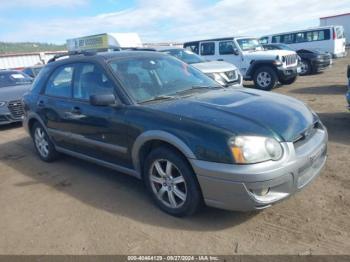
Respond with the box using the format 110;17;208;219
131;130;196;173
245;60;278;79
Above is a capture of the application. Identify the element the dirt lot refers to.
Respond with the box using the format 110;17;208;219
0;55;350;255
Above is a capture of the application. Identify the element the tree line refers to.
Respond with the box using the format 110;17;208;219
0;42;66;54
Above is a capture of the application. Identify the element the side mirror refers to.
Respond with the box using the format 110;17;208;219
233;48;240;56
90;94;118;107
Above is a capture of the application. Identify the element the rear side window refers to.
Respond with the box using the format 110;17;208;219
272;35;281;43
282;34;294;44
200;42;215;56
219;41;234;55
73;63;114;100
306;30;329;41
295;32;306;43
45;65;73;98
184;42;199;54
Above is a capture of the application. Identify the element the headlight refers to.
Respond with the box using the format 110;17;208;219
229;136;283;164
273;56;283;66
0;101;7;107
211;73;226;86
208;71;240;86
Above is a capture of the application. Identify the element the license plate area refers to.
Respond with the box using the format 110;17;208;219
297;145;326;188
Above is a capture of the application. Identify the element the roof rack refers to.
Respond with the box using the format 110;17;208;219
47;50;97;63
121;47;156;51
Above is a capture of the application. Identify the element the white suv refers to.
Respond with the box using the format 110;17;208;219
184;37;299;90
158;48;242;87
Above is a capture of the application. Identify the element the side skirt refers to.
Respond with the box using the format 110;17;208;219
55;146;141;179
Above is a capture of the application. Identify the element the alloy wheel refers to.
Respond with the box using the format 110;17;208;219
149;159;187;209
300;61;309;75
34;127;49;158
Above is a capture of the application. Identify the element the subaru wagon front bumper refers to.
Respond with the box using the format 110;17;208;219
190;126;328;211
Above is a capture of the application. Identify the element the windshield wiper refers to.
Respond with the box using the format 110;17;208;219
139;95;176;104
173;85;220;96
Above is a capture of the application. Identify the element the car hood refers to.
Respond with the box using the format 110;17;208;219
0;84;31;101
243;49;296;60
146;88;316;142
298;49;331;58
191;61;237;73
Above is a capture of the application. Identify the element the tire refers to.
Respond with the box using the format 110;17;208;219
31;122;59;162
143;146;202;217
279;76;297;85
299;59;311;76
253;66;277;91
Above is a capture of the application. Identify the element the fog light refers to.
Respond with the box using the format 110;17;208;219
250;188;270;196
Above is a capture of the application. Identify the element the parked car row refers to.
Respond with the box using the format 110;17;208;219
0;70;32;125
184;37;299;90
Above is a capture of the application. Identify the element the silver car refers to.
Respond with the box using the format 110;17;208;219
159;48;242;87
0;70;32;125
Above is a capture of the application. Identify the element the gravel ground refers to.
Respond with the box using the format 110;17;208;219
0;54;349;255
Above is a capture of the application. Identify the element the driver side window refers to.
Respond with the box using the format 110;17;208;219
73;63;114;100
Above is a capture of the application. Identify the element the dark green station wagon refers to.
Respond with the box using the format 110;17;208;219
23;51;328;216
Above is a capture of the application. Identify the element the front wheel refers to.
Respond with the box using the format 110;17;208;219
299;59;311;76
279;76;297;85
143;147;202;217
253;66;277;91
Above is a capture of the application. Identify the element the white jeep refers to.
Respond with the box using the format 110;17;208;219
184;37;299;90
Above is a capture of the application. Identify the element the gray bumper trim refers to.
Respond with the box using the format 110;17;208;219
190;128;328;211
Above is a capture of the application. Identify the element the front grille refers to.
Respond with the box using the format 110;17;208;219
7;100;24;119
283;54;297;66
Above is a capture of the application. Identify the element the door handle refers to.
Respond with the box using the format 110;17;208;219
71;106;81;115
217;59;224;61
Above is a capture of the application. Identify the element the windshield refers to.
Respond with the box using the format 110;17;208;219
0;71;33;88
109;55;220;103
162;49;206;64
236;38;264;51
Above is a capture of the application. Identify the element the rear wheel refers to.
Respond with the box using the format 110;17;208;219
253;66;277;91
143;147;202;217
31;122;59;162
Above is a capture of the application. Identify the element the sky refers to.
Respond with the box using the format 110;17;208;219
0;0;349;44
